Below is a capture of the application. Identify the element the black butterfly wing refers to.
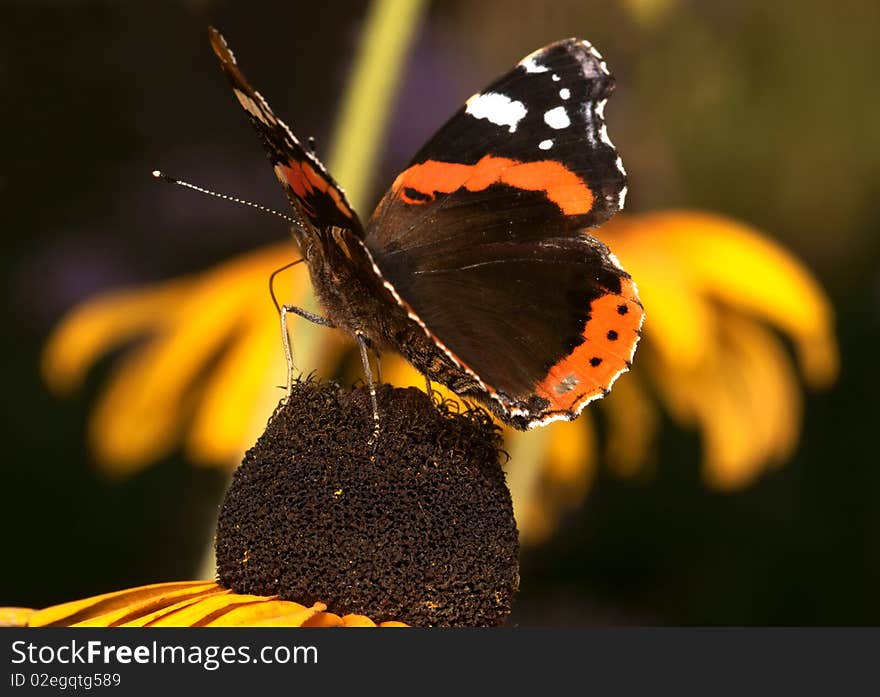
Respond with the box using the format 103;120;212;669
365;38;643;426
209;27;363;236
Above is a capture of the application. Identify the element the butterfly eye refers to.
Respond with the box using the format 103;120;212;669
401;186;434;205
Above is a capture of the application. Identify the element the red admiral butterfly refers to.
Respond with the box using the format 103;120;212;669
209;28;644;430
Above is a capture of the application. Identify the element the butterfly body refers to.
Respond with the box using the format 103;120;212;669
292;223;486;402
209;28;644;429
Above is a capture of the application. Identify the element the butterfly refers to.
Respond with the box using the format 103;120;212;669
208;27;643;430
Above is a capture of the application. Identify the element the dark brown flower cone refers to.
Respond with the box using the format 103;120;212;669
215;378;520;627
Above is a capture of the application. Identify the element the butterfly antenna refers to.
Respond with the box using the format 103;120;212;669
151;170;297;225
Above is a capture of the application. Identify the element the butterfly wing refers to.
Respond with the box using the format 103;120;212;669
365;38;643;426
209;27;363;236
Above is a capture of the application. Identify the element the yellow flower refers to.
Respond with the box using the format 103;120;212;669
0;581;406;627
42;209;838;544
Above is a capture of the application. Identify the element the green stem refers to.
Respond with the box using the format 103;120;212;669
328;0;427;212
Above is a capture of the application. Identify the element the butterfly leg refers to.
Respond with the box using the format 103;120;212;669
425;375;433;398
355;330;381;449
280;304;335;398
372;348;383;384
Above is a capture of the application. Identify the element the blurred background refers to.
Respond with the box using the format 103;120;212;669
2;0;878;625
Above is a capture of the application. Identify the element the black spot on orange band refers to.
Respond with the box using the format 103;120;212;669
534;277;644;413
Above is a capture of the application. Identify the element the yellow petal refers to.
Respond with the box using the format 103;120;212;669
203;598;321;627
184;246;352;467
598;217;719;371
517;497;555;546
0;607;35;627
540;422;596;511
42;279;193;395
144;591;292;627
508;418;596;546
246;604;328;627
21;581;398;627
702;314;801;488
506;426;553;541
601;373;660;478
647;313;802;489
27;581;219;627
86;277;254;472
381;355;463;407
186;307;284;464
602;211;839;387
535;419;598;544
301;611;345;627
74;589;231;627
119;593;234;627
86;246;303;473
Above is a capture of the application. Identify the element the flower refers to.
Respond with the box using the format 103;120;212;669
42;209;838;544
598;211;838;484
1;581;406;627
6;377;517;628
216;379;519;626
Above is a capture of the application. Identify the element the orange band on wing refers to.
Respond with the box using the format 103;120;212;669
535;277;644;411
393;156;594;215
276;160;353;219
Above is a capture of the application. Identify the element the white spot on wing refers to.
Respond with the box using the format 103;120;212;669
544;106;571;129
552;73;561;82
596;98;607;119
559;88;571;100
581;39;611;75
586;42;611;75
466;92;527;133
539;139;553;150
520;53;549;73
